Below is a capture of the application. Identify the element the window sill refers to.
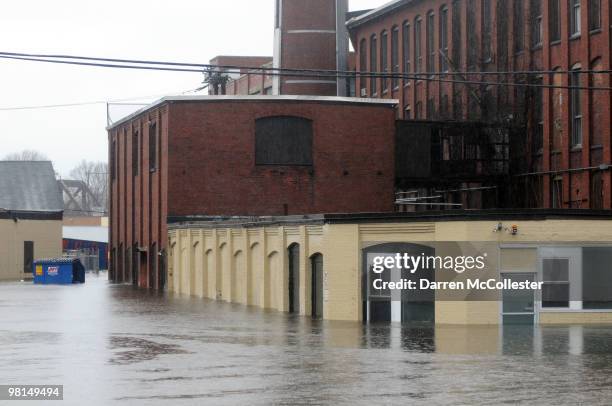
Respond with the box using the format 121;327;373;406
571;145;583;152
531;44;543;51
550;40;561;46
589;28;602;35
569;33;581;41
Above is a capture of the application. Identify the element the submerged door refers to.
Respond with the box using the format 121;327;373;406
311;254;323;319
502;272;536;325
288;244;300;314
23;241;34;275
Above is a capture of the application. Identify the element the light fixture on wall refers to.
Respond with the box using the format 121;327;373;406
492;223;519;235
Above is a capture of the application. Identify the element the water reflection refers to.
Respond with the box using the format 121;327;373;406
0;274;612;405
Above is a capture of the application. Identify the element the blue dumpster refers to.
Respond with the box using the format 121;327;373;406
33;258;86;285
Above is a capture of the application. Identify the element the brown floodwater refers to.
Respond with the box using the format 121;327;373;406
1;273;612;405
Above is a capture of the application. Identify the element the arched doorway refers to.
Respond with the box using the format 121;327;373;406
311;254;323;319
288;244;300;314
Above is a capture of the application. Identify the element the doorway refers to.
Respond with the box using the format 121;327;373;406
502;272;536;325
288;244;300;314
23;241;34;275
311;254;323;319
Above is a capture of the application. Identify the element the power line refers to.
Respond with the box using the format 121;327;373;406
1;50;611;75
0;51;611;94
0;90;202;112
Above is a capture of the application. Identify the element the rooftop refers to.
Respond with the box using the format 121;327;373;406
107;95;399;130
346;0;412;29
0;161;63;213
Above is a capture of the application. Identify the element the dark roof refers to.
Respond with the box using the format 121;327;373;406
168;209;612;229
0;161;63;212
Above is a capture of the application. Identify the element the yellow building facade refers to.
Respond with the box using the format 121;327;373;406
168;213;612;325
0;218;63;281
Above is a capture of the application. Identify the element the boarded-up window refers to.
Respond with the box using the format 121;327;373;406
255;116;313;165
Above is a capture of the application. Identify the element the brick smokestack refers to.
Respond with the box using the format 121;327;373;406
273;0;349;96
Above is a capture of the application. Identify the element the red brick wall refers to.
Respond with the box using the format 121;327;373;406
166;99;396;216
109;98;396;287
349;0;612;209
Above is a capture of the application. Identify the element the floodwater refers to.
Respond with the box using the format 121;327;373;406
1;274;612;405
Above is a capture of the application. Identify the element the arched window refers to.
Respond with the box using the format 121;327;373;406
255;116;313;165
359;38;367;95
381;30;389;92
370;34;378;95
439;6;449;72
391;26;400;89
426;11;435;75
414;16;422;74
402;21;411;80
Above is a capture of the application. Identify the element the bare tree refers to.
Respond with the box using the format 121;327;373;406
65;160;109;214
3;150;49;161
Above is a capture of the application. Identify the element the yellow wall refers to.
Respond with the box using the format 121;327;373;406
0;219;62;281
168;218;612;325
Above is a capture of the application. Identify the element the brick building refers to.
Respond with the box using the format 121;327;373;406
107;96;396;288
210;0;356;97
347;0;612;209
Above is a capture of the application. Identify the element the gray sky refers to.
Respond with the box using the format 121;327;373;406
0;0;384;177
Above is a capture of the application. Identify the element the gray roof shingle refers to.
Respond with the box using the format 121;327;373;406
0;161;63;212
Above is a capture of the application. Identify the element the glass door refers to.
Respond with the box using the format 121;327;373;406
502;272;536;325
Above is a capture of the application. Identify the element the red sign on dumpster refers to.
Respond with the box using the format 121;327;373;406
47;266;59;276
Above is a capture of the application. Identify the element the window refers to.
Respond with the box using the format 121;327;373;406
391;26;400;89
111;139;117;181
426;12;435;75
542;258;570;308
513;0;524;53
531;0;543;47
439;6;449;72
482;0;492;60
583;248;612;309
570;0;581;37
149;122;157;172
414;17;422;75
552;177;563;208
588;0;601;31
466;0;477;68
570;65;582;147
404;105;411;119
370;35;378;95
381;30;389;92
451;0;462;68
549;0;561;42
255;116;313;165
533;76;544;152
359;39;367;94
402;22;411;79
132;130;139;176
415;101;423;119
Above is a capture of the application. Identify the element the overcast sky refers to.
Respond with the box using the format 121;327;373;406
0;0;384;177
